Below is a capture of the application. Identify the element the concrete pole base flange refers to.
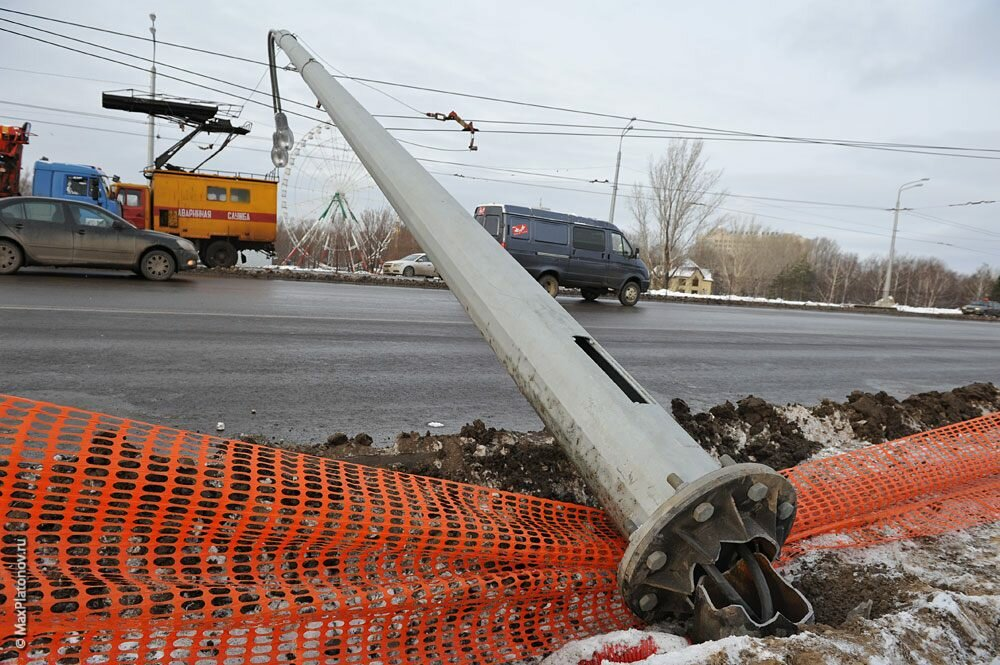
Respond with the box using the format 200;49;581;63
617;463;805;628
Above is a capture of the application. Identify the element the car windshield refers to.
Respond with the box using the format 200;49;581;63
401;254;421;261
967;301;986;307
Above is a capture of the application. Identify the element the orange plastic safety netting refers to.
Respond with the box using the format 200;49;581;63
780;410;1000;558
1;395;998;664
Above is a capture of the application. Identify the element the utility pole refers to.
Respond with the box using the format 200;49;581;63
146;13;157;170
269;31;811;640
875;178;928;307
608;117;635;224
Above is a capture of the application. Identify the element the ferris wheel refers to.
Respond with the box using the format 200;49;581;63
277;123;393;270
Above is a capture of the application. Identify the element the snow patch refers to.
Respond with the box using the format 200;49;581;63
546;523;1000;664
780;404;862;458
644;290;964;316
895;304;962;315
645;289;845;308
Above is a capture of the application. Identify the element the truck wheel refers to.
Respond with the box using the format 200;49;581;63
140;249;176;281
0;240;23;274
402;266;415;277
203;240;237;268
618;281;641;307
538;274;559;297
581;287;602;301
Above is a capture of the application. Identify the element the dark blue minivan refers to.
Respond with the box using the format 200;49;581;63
474;204;650;306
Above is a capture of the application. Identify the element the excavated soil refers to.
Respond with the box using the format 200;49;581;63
790;556;922;626
251;383;1000;500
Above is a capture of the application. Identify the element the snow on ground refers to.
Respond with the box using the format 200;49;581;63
779;403;865;459
542;521;1000;664
645;289;846;308
255;265;374;275
645;290;968;316
895;304;963;315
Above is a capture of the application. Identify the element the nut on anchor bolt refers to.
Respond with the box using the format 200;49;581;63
619;463;814;641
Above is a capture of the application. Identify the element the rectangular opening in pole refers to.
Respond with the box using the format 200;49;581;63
573;336;649;404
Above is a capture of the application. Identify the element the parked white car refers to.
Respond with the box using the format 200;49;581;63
382;253;439;278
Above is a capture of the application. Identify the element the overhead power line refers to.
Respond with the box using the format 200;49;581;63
904;210;1000;240
8;97;997;222
4;8;1000;161
0;97;898;211
6;110;995;254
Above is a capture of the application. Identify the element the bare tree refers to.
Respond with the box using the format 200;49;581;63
356;207;401;269
277;206;404;271
691;217;808;297
965;264;995;301
690;217;986;307
629;140;726;285
629;187;654;266
691;215;760;295
18;169;31;196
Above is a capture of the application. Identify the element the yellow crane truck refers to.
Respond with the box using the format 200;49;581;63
112;170;276;268
102;90;278;267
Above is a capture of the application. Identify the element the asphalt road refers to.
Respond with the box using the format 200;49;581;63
2;269;998;444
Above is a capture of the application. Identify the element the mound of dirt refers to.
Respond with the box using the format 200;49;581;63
671;382;1000;467
243;383;999;504
670;396;821;470
827;381;1000;443
266;419;596;506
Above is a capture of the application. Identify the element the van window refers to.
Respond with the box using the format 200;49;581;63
535;221;568;245
230;188;251;203
482;214;501;237
611;232;633;257
507;215;531;238
572;226;606;252
207;186;227;202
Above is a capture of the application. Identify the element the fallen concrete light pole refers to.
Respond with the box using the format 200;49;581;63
268;30;811;640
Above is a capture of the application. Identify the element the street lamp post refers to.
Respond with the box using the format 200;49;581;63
147;13;157;170
608;117;635;224
270;31;812;639
875;178;929;307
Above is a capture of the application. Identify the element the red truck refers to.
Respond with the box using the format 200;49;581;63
0;123;30;198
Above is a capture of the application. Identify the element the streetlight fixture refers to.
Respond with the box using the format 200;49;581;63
608;117;636;224
875;177;929;307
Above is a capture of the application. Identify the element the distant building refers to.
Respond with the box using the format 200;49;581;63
702;228;741;255
668;261;713;295
702;227;807;256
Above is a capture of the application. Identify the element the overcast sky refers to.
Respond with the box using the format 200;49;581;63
2;0;998;272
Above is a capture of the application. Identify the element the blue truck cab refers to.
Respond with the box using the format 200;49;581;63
474;203;650;306
31;161;122;216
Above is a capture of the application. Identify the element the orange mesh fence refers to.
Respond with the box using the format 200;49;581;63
0;396;635;664
780;411;1000;557
1;395;998;664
